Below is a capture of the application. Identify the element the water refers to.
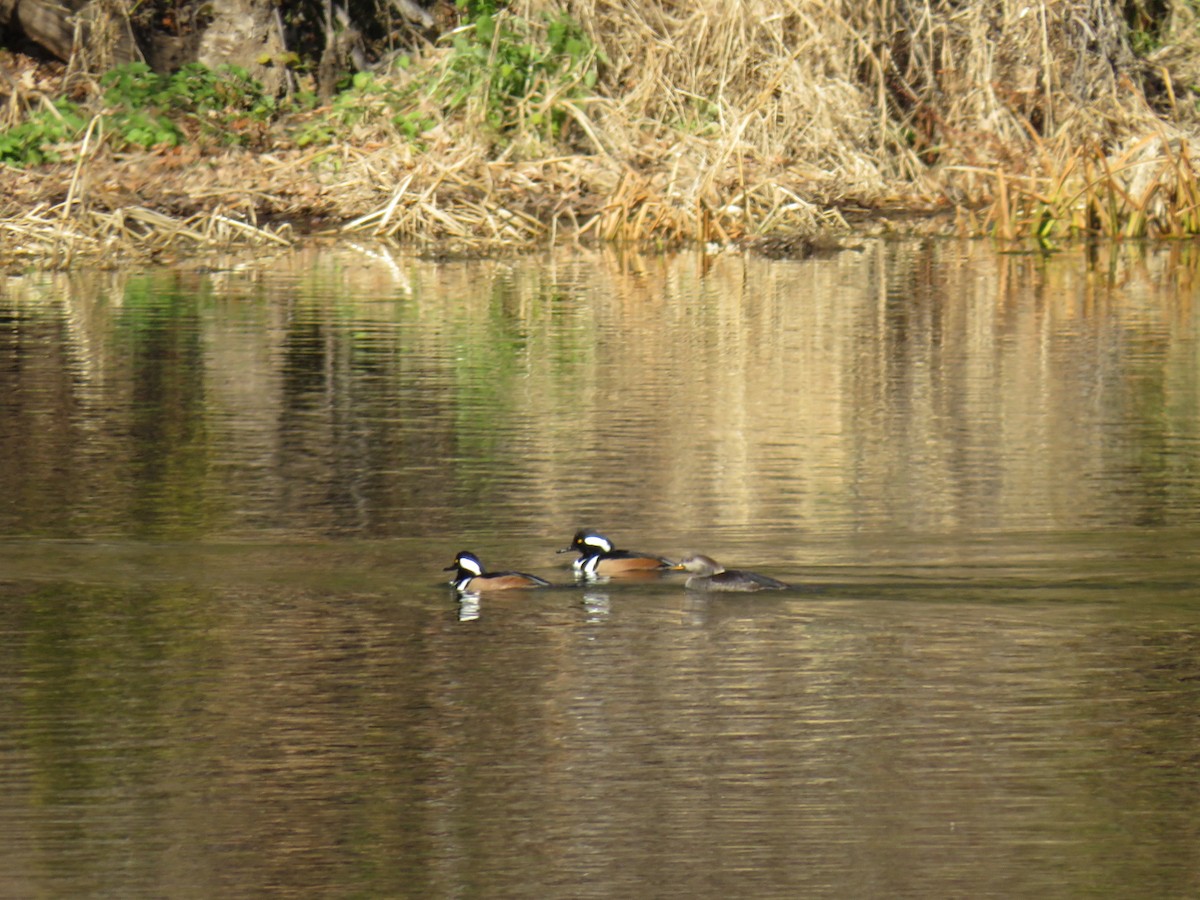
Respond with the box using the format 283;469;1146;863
1;241;1199;896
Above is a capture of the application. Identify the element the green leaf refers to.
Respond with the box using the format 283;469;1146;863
475;13;494;42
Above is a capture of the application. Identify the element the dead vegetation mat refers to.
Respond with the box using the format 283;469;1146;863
0;137;882;267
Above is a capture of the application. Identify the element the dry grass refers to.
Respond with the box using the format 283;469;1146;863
1;0;1197;264
958;128;1200;240
0;202;291;267
330;0;1186;246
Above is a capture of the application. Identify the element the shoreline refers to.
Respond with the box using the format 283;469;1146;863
0;144;952;268
2;133;1194;270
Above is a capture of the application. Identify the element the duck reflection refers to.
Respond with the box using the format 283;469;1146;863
582;591;612;622
457;593;481;622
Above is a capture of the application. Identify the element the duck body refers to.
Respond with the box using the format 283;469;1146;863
444;551;551;592
558;529;673;578
671;554;788;592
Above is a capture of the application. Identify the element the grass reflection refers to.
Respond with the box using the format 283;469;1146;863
0;242;1198;545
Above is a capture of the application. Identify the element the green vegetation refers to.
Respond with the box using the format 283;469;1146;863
0;62;275;163
297;5;605;146
430;8;605;138
0;4;602;163
0;99;88;165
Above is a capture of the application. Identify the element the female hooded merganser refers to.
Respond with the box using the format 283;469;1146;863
444;551;551;592
671;554;788;592
558;529;674;578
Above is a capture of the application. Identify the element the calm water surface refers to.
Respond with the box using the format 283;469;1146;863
1;241;1199;897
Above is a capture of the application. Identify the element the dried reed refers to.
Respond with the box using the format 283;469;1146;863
972;130;1200;240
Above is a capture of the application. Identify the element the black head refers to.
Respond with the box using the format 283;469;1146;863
444;551;485;576
561;529;614;555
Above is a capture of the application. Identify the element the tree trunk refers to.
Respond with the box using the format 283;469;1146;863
190;0;286;93
1;0;286;93
0;0;139;67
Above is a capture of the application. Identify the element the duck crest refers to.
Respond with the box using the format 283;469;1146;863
454;551;484;577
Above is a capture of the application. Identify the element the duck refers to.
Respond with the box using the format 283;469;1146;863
558;529;674;578
444;551;551;592
671;554;788;592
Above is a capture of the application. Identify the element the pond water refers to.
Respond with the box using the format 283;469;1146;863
1;240;1199;897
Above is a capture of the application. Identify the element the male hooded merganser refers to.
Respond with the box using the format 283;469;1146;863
671;554;788;592
558;529;673;578
444;551;551;592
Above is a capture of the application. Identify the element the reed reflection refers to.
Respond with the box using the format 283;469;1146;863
2;242;1198;545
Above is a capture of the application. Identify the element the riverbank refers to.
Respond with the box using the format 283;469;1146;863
0;135;941;269
2;0;1198;267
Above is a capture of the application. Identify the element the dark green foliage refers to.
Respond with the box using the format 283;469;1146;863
1122;0;1171;55
0;100;89;165
100;62;276;148
436;6;606;137
456;0;504;19
0;62;280;165
290;5;604;148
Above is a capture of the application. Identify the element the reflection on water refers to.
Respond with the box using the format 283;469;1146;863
1;241;1198;550
1;242;1199;896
